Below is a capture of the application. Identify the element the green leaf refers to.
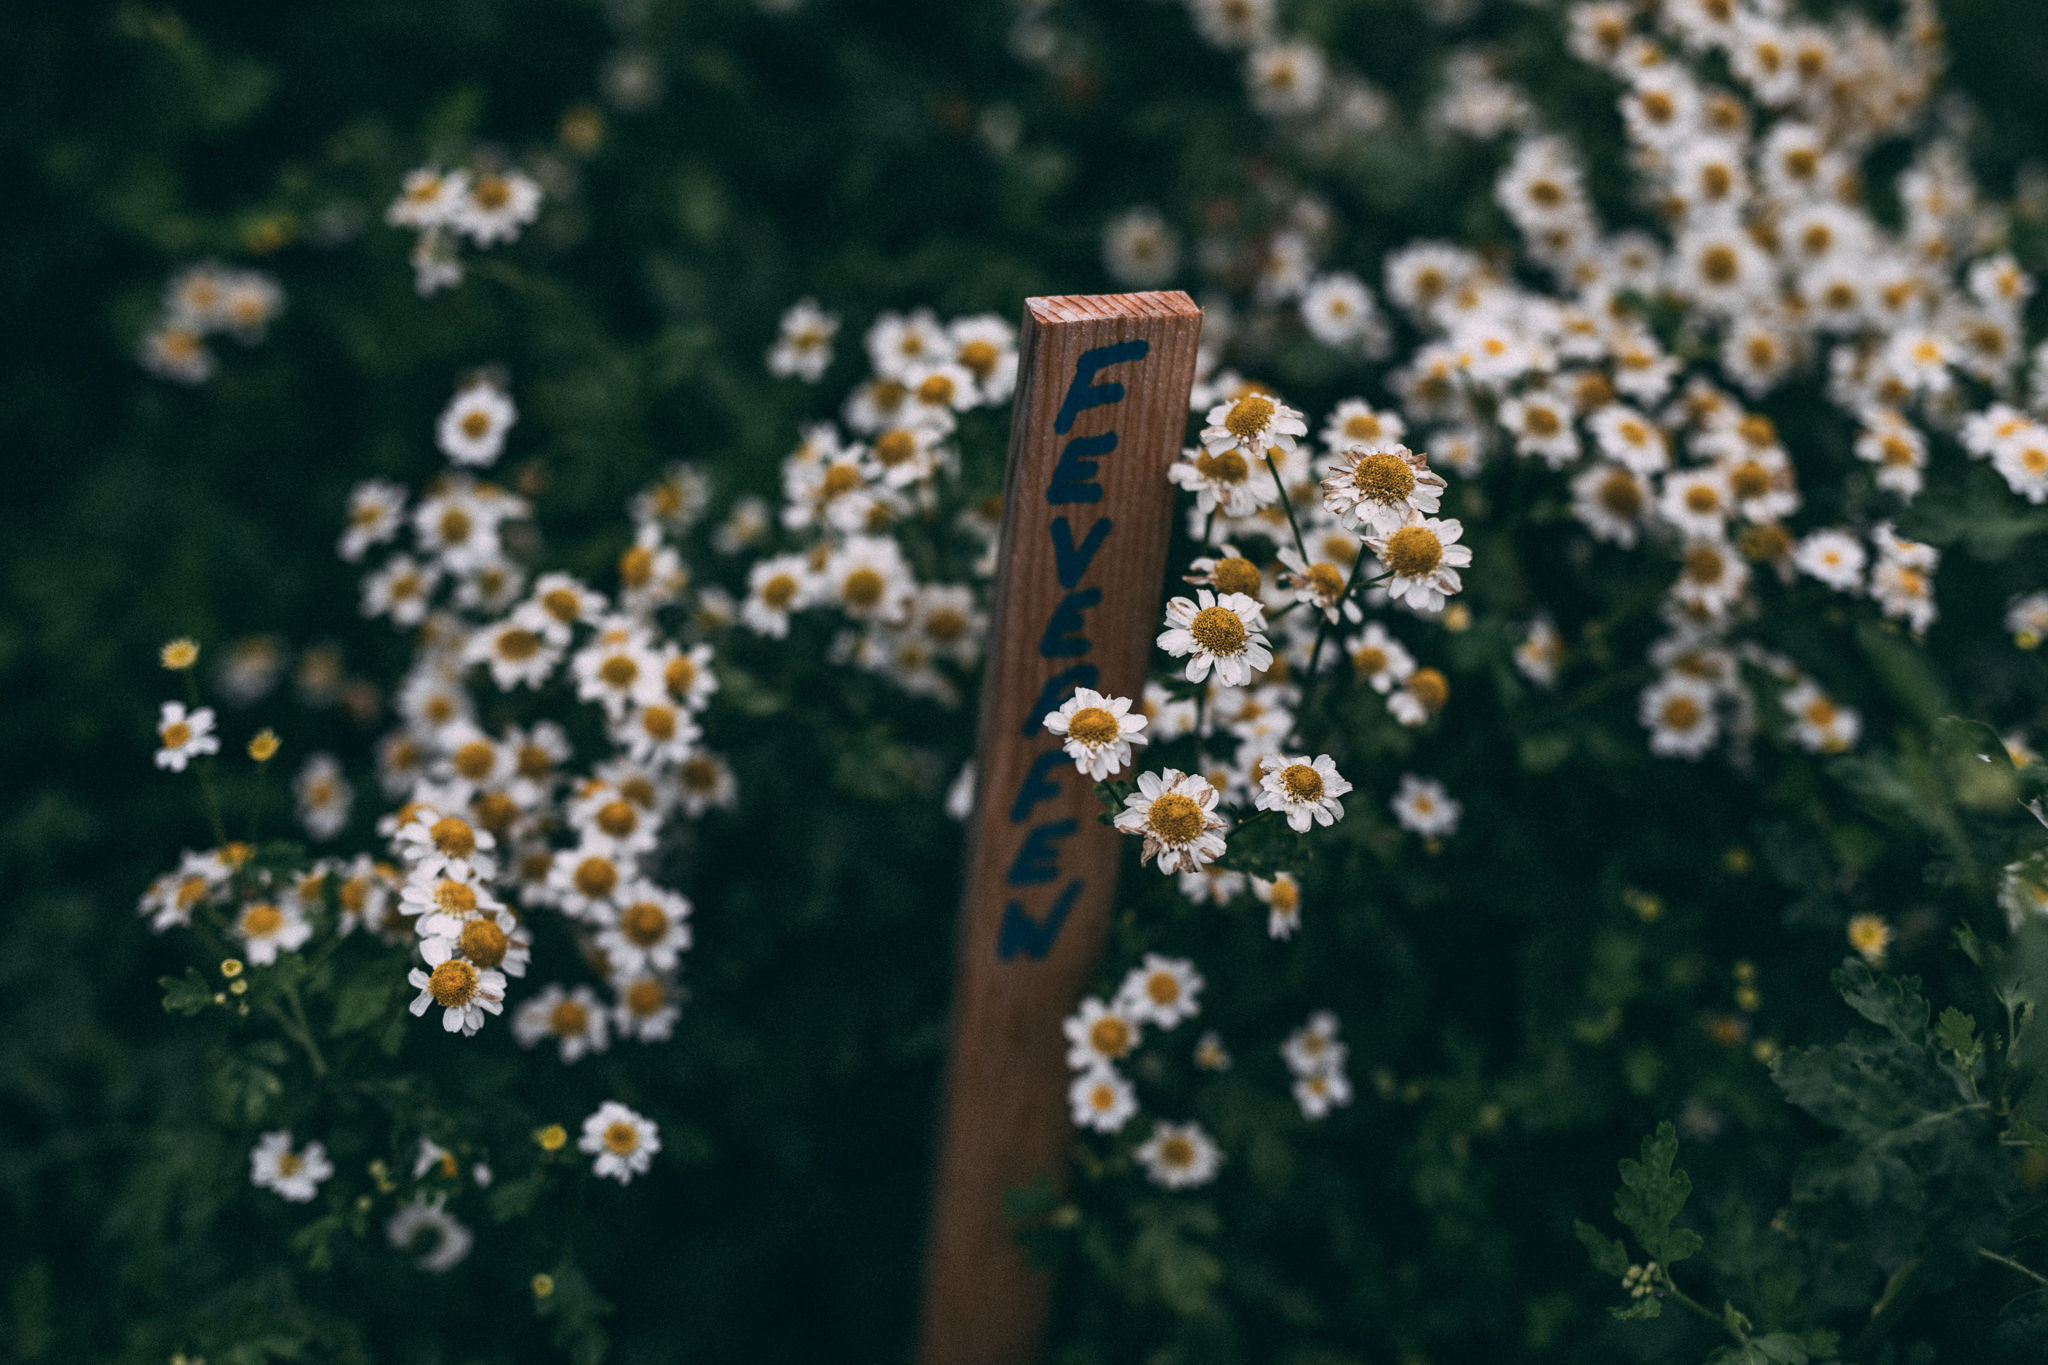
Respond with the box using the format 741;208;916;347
160;967;214;1016
1613;1122;1703;1266
1833;959;1929;1046
1753;1332;1811;1364
330;967;398;1038
488;1170;546;1223
1574;1219;1629;1278
1934;1007;1982;1074
1609;1297;1661;1320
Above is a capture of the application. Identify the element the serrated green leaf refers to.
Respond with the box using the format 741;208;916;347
1833;959;1929;1045
1609;1297;1661;1321
160;967;214;1016
1613;1122;1701;1266
1574;1219;1629;1278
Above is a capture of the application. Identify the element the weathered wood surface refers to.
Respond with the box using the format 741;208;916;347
920;291;1202;1365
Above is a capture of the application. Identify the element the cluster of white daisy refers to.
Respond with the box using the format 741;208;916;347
1139;0;2047;770
341;375;722;1056
1281;1010;1353;1120
385;163;544;296
140;262;284;384
728;307;1023;702
1062;955;1220;1188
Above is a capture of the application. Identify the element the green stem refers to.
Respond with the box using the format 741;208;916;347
1980;1247;2048;1289
1263;451;1309;565
268;983;328;1080
1657;1270;1744;1345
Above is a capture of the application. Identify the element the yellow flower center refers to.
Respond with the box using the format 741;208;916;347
1304;562;1346;601
1195;449;1249;484
619;900;669;947
1661;696;1704;730
494;627;541;662
453;740;496;781
429;959;479;1008
1188;606;1248;656
625;979;667;1015
619;545;655;588
1145;973;1181;1005
438;507;472;544
664;657;697;698
430;816;477;858
1279;763;1324;803
550;998;591;1036
680;757;719;792
599;655;639;689
1209;557;1261;597
1598;471;1643;517
160;721;193;749
1268;878;1299;912
1683;484;1721;514
957;339;999;378
1382;525;1443;578
1224;394;1276;443
596;800;638;838
1728;461;1772;500
1699;245;1739;285
603;1121;640;1155
1088;1015;1133;1057
1158;1135;1195;1167
761;573;800;610
1063;706;1120;747
434;880;478;914
460;918;509;967
1408;668;1449;710
542;587;582;623
241;903;283;937
873;430;917;467
460;410;492;440
926;607;968;642
640;704;679;740
1683;545;1726;585
1353;645;1388;675
842;568;886;609
472;175;512;211
1352;451;1417;503
917;374;956;406
1524;407;1562;438
276;1150;305;1177
1146;792;1205;845
574;857;618;900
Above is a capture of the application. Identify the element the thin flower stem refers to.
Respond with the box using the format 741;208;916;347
249;761;270;845
1264;451;1310;565
1980;1247;2048;1289
268;982;328;1081
195;760;230;849
1657;1270;1744;1344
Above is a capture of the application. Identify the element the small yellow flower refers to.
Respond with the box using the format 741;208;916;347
228;979;249;996
221;841;255;868
532;1273;556;1299
536;1124;568;1152
220;958;244;979
1847;913;1892;964
161;638;200;670
247;729;280;762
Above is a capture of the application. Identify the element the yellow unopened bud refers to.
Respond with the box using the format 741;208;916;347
248;729;280;763
532;1273;556;1299
220;958;244;979
161;638;200;670
1441;602;1473;633
536;1124;568;1152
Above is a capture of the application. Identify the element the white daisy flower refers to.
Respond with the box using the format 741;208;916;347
613;973;683;1043
1319;442;1445;534
595;884;693;976
580;1101;661;1184
1157;590;1274;686
453;169;542;246
1345;622;1415;694
1251;871;1303;939
436;381;517;467
741;553;812;639
293;753;353;841
1792;529;1868;592
768;298;838;382
949;313;1018;404
1167;442;1281;519
387;167;470;229
386;1194;474;1272
821;535;915;624
1068;1065;1138;1134
1293;1067;1355;1120
1063;995;1142;1070
514;983;612;1063
394;809;497;882
865;309;951;380
407;950;508;1036
1102;206;1181;289
1114;769;1230;874
1319;399;1406;454
1200;392;1307;460
1783;681;1860;754
339;479;408;562
1135;1121;1224;1190
1281;1010;1347;1077
1390;773;1462;837
1043;688;1149;780
154;701;219;772
1639;674;1720;759
249;1131;334;1203
1364;514;1472;615
1116;954;1204;1030
1255;754;1352;832
1657;468;1733;541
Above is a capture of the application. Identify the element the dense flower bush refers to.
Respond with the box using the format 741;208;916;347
9;1;2048;1362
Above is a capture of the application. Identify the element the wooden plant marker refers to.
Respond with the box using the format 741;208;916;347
920;292;1202;1365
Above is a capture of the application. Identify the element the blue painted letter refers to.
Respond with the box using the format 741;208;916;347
997;879;1084;961
1039;588;1100;658
1053;340;1149;434
1006;819;1077;886
1050;516;1111;589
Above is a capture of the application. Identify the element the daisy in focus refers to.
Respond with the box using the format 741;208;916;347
155;701;219;772
1114;769;1229;873
1043;688;1149;780
1157;590;1273;686
580;1101;661;1184
1255;754;1351;832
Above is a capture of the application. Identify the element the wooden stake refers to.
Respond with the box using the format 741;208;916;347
919;292;1202;1365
